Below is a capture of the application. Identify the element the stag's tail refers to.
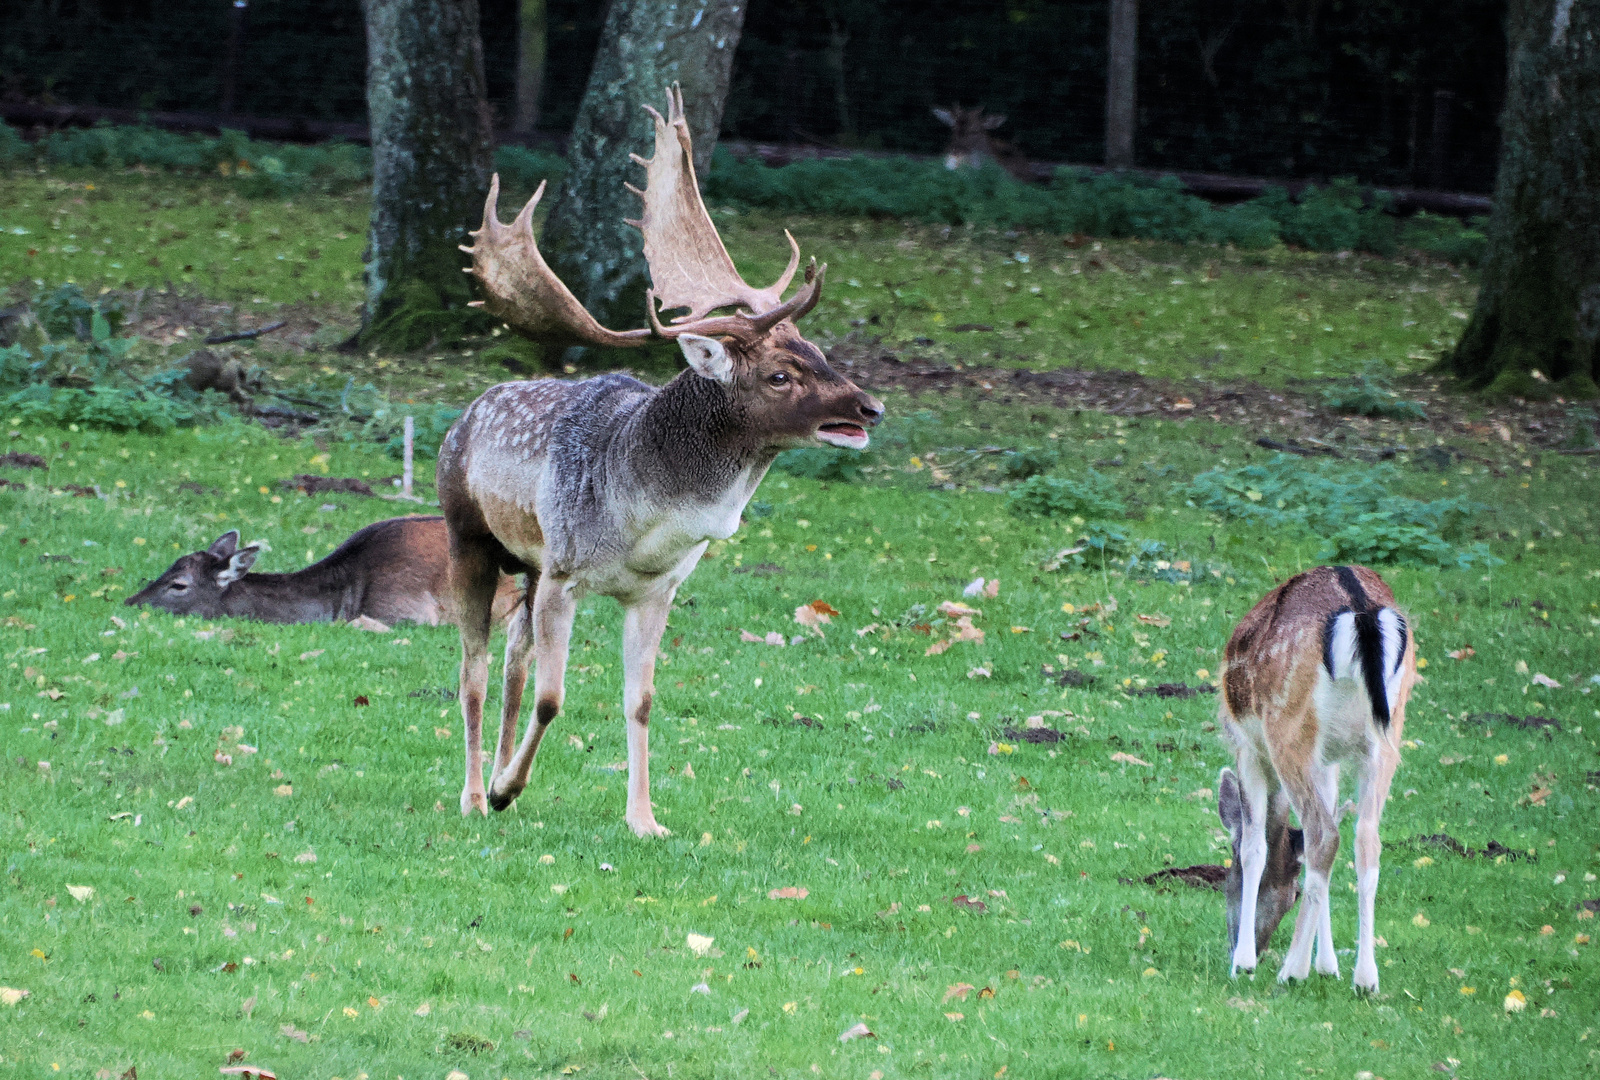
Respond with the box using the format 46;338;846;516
1322;568;1408;730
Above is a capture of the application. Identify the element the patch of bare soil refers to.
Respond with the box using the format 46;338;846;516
1131;864;1228;891
118;290;354;353
828;342;1594;457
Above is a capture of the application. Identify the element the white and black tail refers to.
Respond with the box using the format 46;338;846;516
1322;566;1408;729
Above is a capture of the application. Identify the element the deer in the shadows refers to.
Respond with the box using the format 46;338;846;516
1216;565;1415;993
932;104;1034;181
444;86;883;835
126;516;523;628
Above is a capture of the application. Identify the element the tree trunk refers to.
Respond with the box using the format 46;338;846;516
539;0;747;342
1105;0;1138;169
512;0;547;139
360;0;495;349
1451;0;1600;398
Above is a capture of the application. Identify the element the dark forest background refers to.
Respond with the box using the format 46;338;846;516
0;0;1506;191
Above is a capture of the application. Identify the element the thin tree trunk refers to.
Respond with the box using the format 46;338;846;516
1105;0;1138;168
360;0;494;348
512;0;547;139
1450;0;1600;397
540;0;747;341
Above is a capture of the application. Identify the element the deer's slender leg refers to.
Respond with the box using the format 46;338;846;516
493;585;536;777
489;570;574;809
1353;741;1398;992
1279;761;1340;983
1230;749;1271;976
1312;762;1343;976
451;538;502;818
621;591;673;838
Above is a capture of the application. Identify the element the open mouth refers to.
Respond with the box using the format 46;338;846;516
816;422;869;450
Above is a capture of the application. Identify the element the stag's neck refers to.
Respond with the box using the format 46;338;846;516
220;564;359;623
628;372;776;501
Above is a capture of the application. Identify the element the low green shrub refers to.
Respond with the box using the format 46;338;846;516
1189;454;1498;567
0;121;28;165
1399;212;1489;268
1319;371;1427;419
773;445;870;483
1008;469;1125;519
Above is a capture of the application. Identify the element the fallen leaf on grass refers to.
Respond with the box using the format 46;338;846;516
1529;786;1552;806
768;886;808;900
414;1002;431;1016
1505;989;1527;1013
279;1024;309;1043
1110;752;1152;767
794;600;840;628
1532;673;1561;689
298;650;324;662
66;884;93;903
950;894;988;913
219;1069;276;1080
838;1022;876;1042
943;983;975;1003
686;933;716;957
348;615;390;633
937;600;981;618
1136;613;1172;628
1448;646;1476;660
273;785;292;797
0;987;27;1006
944;1012;964;1022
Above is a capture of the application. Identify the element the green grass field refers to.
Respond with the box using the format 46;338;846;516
1;165;1597;1080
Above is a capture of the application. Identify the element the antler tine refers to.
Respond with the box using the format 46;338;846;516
462;172;651;349
648;261;826;342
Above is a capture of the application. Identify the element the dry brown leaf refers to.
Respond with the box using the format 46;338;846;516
1447;646;1476;660
739;630;763;643
279;1023;309;1043
943;982;975;1003
983;578;1000;598
1137;613;1172;628
838;1022;876;1042
1529;785;1552;806
1110;752;1152;767
768;886;808;900
937;600;981;618
925;639;953;656
794;600;839;628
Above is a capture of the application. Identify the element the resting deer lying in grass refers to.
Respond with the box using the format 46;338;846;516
932;104;1033;181
444;86;882;834
126;517;523;627
1217;565;1415;993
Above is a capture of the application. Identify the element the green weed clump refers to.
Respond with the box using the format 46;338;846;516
1189;454;1498;567
1008;468;1125;519
1319;371;1428;419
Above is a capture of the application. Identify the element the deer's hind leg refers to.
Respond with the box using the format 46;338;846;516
489;569;575;810
1353;740;1399;992
450;536;504;818
492;582;536;779
1229;743;1273;977
1278;759;1341;983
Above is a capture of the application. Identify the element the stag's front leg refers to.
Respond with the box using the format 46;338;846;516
621;593;673;838
489;571;575;810
1230;761;1270;976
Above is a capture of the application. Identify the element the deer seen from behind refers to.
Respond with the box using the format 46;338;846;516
1217;565;1416;993
443;86;882;836
932;104;1034;181
126;517;523;628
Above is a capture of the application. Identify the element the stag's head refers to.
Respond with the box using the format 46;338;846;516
125;530;262;616
1218;767;1304;957
932;105;1007;170
463;86;882;452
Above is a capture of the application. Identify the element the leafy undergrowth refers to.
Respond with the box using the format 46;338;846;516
0;396;1595;1079
1;169;1478;387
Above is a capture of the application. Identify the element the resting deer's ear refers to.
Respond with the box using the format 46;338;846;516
1217;767;1244;834
215;543;261;587
678;334;733;385
982;113;1007;130
207;530;241;561
931;107;956;127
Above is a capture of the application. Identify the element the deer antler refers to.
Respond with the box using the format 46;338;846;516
463;86;823;347
461;176;652;349
627;85;824;340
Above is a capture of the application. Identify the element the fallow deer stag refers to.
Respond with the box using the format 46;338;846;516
1217;565;1416;993
126;517;524;628
932;104;1033;181
443;86;882;835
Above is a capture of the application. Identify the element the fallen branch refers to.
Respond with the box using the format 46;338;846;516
206;320;287;345
1254;436;1339;457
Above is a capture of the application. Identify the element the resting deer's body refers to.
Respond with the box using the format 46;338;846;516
443;87;882;835
1217;565;1416;993
125;517;524;627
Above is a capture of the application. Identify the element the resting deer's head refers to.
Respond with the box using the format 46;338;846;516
462;85;882;451
125;530;261;615
932;104;1008;170
1218;767;1304;957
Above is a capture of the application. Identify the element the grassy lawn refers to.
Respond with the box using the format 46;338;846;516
1;164;1596;1078
1;169;1478;388
0;394;1596;1079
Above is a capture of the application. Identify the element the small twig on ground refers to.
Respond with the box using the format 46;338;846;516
205;320;287;345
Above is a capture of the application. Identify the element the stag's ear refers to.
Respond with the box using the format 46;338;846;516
207;530;241;561
1217;767;1245;834
678;334;733;385
982;112;1008;130
931;107;956;127
215;542;262;588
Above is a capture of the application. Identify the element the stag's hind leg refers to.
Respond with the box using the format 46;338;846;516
492;585;536;781
488;569;575;809
451;537;503;817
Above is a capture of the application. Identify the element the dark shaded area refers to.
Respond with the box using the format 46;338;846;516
277;475;375;496
1002;725;1066;744
1402;833;1536;861
1;1;1503;190
1136;864;1227;891
1464;711;1562;731
1128;682;1218;699
0;452;47;469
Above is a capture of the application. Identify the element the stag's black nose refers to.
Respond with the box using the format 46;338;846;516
854;393;884;426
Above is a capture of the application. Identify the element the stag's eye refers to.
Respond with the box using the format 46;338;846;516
768;371;790;387
168;581;188;592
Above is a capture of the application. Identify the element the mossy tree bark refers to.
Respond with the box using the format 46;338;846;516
360;0;495;350
512;0;547;139
1450;0;1600;398
540;0;747;347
